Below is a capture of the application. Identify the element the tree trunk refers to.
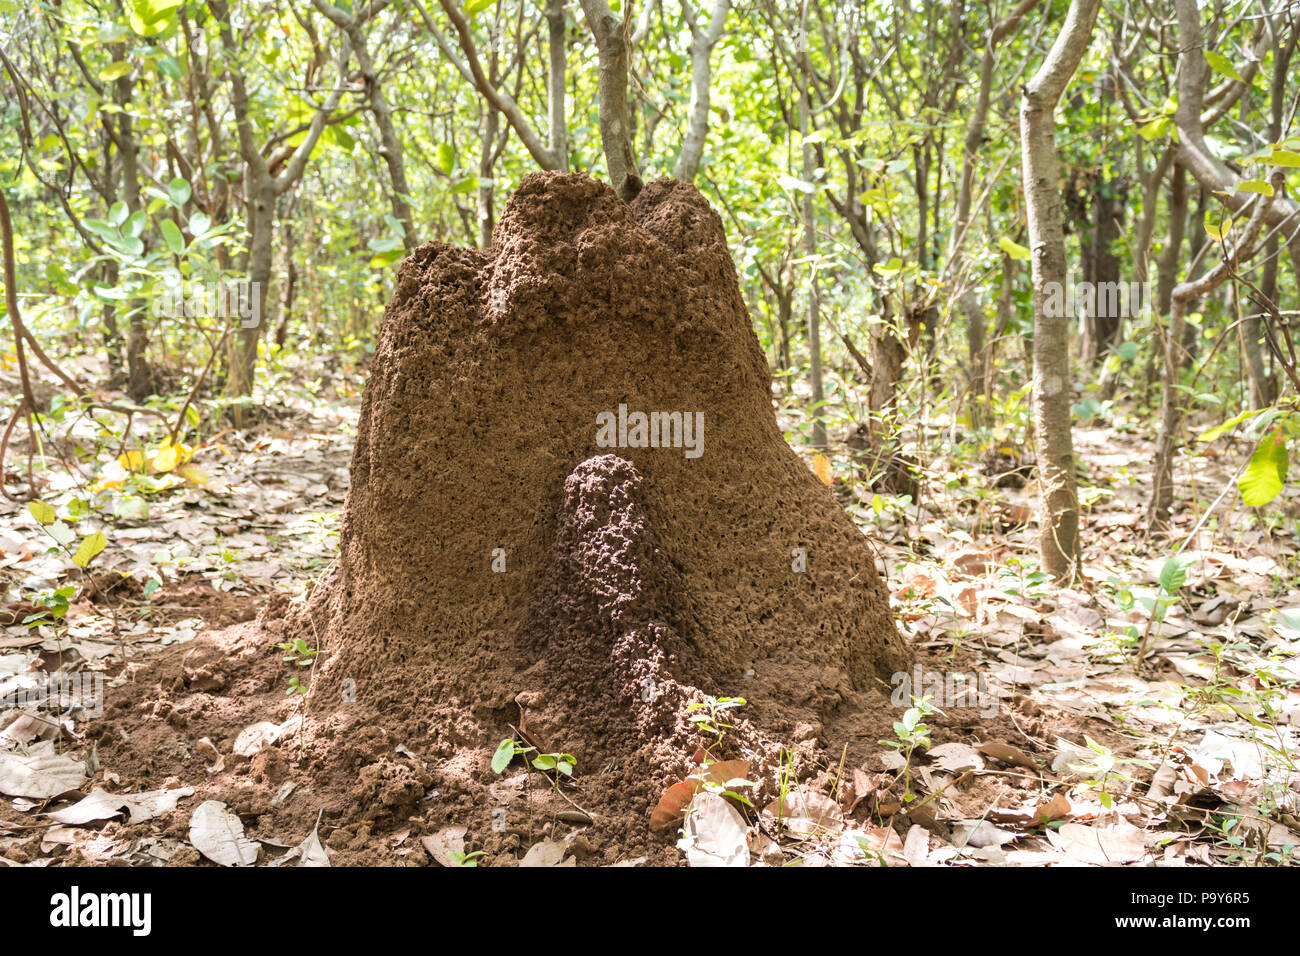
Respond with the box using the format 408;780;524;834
673;0;729;183
578;0;642;201
797;0;825;449
546;0;569;170
1019;0;1100;582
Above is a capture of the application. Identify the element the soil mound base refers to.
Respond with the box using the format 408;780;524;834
288;171;909;856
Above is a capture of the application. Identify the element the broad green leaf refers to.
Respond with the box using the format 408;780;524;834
1198;407;1262;442
1204;211;1228;241
1158;554;1193;594
167;177;191;207
72;532;108;568
98;61;132;82
28;500;57;525
465;0;495;13
129;0;182;35
436;143;455;174
1137;116;1171;141
160;219;184;255
1238;428;1288;507
1267;149;1300;168
490;738;514;774
998;236;1031;262
1204;50;1244;84
1237;179;1274;197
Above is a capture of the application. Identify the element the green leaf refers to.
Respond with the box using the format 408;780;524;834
1204;211;1228;241
129;0;182;35
436;143;455;174
1238;428;1288;507
160;219;184;255
72;532;108;568
28;500;57;525
167;177;191;207
1267;149;1300;168
491;738;515;774
1198;407;1263;442
465;0;495;13
98;61;132;82
998;236;1031;262
1237;179;1274;197
1158;554;1193;594
1204;50;1245;84
1137;116;1172;142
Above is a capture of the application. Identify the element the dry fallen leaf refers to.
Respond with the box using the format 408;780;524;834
681;792;750;867
763;789;844;836
46;786;194;825
188;800;259;866
0;746;87;800
1046;821;1151;864
422;825;468;867
976;741;1038;770
520;839;573;867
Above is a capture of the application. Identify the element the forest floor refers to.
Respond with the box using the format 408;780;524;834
1;376;1298;867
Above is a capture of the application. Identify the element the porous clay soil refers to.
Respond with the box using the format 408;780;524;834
82;173;942;865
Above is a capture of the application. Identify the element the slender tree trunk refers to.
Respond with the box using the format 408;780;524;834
113;60;151;402
674;0;729;182
797;0;825;449
578;0;641;201
1019;0;1100;582
546;0;569;170
478;105;498;248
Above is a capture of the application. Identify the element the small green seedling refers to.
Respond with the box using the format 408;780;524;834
685;695;747;752
880;696;938;803
275;637;320;695
491;737;536;774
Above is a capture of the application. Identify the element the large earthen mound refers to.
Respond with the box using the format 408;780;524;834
293;171;911;859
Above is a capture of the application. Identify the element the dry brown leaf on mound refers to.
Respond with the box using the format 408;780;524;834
232;721;281;757
835;826;907;865
681;792;750;867
762;789;844;836
45;786;194;825
976;741;1038;770
422;826;468;867
270;818;331;868
928;742;983;774
520;839;574;867
650;781;699;831
0;710;71;748
987;791;1072;827
649;759;752;831
842;767;876;814
188;800;259;867
1046;821;1152;865
0;746;87;800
